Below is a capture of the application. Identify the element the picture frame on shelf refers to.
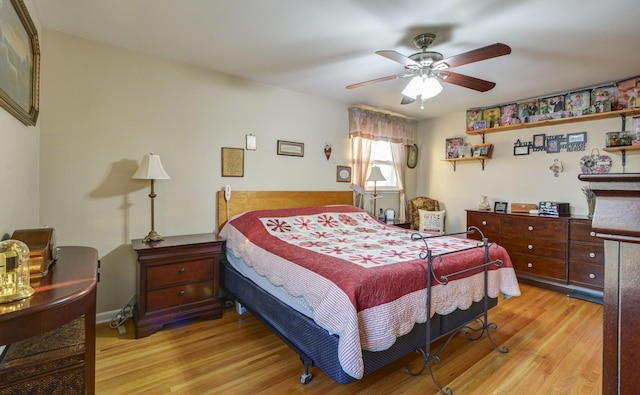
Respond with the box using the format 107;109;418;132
500;103;519;126
466;109;482;131
617;77;640;109
514;145;530;156
474;120;487;130
591;85;618;112
546;137;561;153
482;107;501;128
277;140;304;157
461;142;474;158
336;165;351;182
533;133;546;148
565;90;591;116
539;95;565;115
518;99;539;123
0;0;40;126
494;201;508;212
473;143;494;158
445;137;464;159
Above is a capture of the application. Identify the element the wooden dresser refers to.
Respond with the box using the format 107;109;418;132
467;210;603;293
132;233;224;338
580;173;640;395
0;247;98;394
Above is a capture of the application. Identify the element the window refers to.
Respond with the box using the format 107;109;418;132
366;141;397;190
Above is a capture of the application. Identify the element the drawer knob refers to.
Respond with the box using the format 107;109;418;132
528;226;534;231
179;290;185;296
590;231;596;237
528;244;533;250
482;220;487;225
179;267;186;273
527;263;533;268
589;273;596;279
589;252;596;258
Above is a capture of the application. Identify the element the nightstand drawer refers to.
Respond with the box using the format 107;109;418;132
569;242;604;266
147;280;214;311
569;261;604;289
510;253;567;281
147;259;213;289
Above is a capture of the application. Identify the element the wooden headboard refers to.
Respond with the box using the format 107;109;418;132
216;190;354;230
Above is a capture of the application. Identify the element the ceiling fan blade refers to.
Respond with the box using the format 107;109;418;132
376;50;419;68
439;71;496;92
346;72;410;89
433;43;511;69
400;95;415;105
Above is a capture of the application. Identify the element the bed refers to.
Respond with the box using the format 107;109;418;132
217;191;520;387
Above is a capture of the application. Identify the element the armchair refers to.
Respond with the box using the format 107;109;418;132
408;196;440;230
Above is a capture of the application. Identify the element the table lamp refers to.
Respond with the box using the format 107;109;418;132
132;153;171;242
367;166;386;216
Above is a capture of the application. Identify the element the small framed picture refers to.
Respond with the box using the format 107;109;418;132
514;145;530;156
565;90;591;116
221;147;245;177
466;109;482;131
473;143;494;158
445;137;464;159
474;120;488;130
533;133;546;148
567;131;587;144
494;201;508;212
277;140;304;157
336;165;351;182
546;137;561;153
539;95;565;114
482;107;501;128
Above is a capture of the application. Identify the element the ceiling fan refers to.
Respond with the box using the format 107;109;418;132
346;33;511;108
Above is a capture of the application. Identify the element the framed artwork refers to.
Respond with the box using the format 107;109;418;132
565;90;591;116
0;0;40;126
518;100;539;123
407;144;418;168
567;132;587;144
539;95;565;114
445;137;464;159
473;143;494;158
277;140;304;157
482;107;501;128
494;202;508;212
514;145;530;156
221;147;244;177
533;133;546;148
500;103;519;126
336;165;351;182
474;120;487;130
546;137;561;153
466;109;482;131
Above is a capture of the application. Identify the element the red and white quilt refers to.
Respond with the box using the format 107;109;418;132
220;205;520;379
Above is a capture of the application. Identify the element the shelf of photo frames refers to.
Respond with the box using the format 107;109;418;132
466;108;640;136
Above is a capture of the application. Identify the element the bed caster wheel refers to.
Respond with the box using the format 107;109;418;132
300;372;312;384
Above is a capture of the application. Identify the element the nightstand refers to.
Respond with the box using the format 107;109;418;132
132;233;224;338
393;220;412;229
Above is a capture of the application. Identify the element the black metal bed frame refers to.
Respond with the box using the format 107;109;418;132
406;226;508;394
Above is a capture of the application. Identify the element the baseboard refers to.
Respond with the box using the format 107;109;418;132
96;309;121;325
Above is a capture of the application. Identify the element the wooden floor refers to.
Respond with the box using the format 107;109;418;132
96;284;603;394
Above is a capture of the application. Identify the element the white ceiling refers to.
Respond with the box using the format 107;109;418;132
31;0;640;121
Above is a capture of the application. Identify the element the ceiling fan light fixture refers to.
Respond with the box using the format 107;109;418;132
421;77;443;100
401;76;423;99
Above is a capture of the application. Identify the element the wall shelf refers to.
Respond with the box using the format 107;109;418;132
443;156;489;171
602;145;640;172
466;108;640;136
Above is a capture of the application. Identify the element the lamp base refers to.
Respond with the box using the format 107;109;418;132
142;230;164;243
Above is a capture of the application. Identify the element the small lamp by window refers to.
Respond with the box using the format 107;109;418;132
367;166;386;216
132;153;171;243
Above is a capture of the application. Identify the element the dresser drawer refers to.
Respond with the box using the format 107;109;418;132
501;216;568;238
466;212;501;242
147;280;214;311
569;242;604;266
147;259;214;289
501;235;566;259
569;220;602;243
510;253;567;281
569;261;604;290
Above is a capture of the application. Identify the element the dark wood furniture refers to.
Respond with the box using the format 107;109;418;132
132;233;224;339
580;173;640;395
0;246;98;394
467;210;603;293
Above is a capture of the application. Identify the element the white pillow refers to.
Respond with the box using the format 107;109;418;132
418;209;446;233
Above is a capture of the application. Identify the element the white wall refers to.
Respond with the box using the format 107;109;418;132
39;31;353;314
416;111;638;232
0;0;41;238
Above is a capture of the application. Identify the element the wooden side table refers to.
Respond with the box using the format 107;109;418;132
132;233;224;338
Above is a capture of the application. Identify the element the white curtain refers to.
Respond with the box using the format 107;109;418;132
348;105;417;222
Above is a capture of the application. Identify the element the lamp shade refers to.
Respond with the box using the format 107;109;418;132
367;166;386;182
421;77;443;100
401;76;423;100
132;153;171;180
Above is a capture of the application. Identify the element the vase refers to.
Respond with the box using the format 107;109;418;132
587;195;596;219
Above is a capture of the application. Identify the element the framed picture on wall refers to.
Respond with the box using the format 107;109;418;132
277;140;304;157
221;147;244;177
336;165;351;182
0;0;40;126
